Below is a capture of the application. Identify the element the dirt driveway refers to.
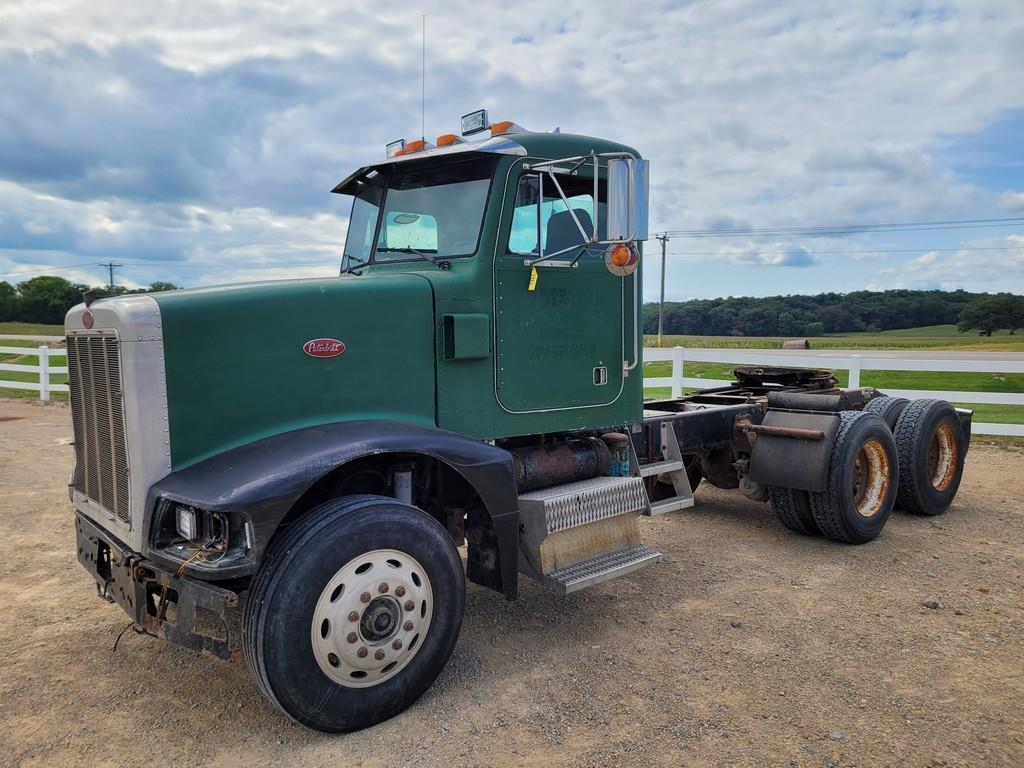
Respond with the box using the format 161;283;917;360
1;398;1022;767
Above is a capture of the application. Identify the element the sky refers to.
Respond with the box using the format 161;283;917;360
1;0;1023;302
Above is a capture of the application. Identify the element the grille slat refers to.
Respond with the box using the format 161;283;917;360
67;333;131;525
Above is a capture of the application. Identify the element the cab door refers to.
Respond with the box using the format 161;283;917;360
493;168;631;412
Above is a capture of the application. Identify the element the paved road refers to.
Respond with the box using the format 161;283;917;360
745;348;1024;361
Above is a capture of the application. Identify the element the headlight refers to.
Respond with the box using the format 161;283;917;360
175;505;198;541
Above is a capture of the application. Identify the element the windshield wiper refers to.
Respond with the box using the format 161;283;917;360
341;255;369;274
376;246;441;266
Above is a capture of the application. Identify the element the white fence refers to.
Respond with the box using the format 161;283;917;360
2;337;1022;436
0;336;68;401
644;347;1024;437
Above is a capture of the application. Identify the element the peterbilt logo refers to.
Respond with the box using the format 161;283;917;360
303;338;346;358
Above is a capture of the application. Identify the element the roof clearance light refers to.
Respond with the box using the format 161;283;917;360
436;133;465;147
490;120;525;136
386;139;406;158
394;139;435;157
461;109;490;136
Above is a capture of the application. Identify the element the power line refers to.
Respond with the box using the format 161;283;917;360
664;245;1024;257
659;216;1024;238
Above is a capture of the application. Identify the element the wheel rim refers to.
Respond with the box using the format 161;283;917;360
927;422;959;492
851;437;891;518
311;548;433;689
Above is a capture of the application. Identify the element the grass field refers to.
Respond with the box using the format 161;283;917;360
647;324;1024;352
0;323;67;399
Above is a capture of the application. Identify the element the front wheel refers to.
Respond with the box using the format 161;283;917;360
243;495;466;732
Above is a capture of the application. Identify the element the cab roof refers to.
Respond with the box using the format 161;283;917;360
331;130;641;196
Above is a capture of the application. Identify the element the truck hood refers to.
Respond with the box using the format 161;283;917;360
148;274;437;469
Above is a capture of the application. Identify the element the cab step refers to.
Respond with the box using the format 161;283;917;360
632;421;695;516
544;544;662;593
639;459;684;477
650;496;695;515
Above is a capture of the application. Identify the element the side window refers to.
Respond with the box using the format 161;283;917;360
507;174;605;259
379;211;439;251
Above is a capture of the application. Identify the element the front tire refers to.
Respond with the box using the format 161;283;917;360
243;495;465;732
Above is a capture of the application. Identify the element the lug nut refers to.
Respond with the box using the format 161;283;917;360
348;611;360;622
374;649;386;661
357;647;368;658
403;621;414;632
378;583;389;594
347;632;358;644
404;600;415;611
392;639;403;651
395;586;406;597
360;592;371;604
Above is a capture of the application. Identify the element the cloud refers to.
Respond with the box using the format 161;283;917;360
868;235;1024;290
999;190;1024;211
1;0;1023;295
723;243;819;267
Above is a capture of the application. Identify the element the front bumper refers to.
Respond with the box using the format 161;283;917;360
76;512;243;659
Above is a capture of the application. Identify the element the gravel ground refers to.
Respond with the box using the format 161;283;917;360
1;398;1022;768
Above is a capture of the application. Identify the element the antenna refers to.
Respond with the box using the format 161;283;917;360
421;14;426;141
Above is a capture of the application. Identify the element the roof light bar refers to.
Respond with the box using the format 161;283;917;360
385;139;405;158
461;109;490;136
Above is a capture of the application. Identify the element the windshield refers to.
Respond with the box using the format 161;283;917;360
341;156;497;268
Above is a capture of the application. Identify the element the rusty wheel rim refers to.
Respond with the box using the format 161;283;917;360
851;438;890;518
927;422;959;492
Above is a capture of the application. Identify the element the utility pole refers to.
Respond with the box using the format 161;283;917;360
98;262;123;291
656;233;669;347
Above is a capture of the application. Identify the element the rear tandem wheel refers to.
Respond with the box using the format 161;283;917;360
892;399;967;516
808;411;899;544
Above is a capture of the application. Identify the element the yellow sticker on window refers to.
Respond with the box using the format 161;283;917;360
528;266;539;292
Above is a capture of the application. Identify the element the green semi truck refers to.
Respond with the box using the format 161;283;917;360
66;111;971;733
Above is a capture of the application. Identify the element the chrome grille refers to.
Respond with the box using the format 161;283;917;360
67;332;131;525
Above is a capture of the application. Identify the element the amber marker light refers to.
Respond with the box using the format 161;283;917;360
490;120;525;136
610;244;632;267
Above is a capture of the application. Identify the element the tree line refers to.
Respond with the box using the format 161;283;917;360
2;277;1021;336
643;289;1024;337
0;276;179;325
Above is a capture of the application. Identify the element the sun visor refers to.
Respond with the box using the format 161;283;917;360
331;136;527;195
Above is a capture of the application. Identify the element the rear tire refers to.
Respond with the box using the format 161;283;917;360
893;399;966;516
864;395;909;429
768;487;820;536
243;495;465;733
810;411;898;544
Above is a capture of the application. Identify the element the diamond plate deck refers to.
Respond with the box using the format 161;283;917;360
517;476;648;534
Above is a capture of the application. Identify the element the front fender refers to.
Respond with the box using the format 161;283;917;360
143;420;520;596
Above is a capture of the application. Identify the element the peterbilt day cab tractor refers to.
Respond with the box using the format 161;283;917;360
66;110;971;733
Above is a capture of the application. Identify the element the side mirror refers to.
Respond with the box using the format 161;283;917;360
606;159;650;243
